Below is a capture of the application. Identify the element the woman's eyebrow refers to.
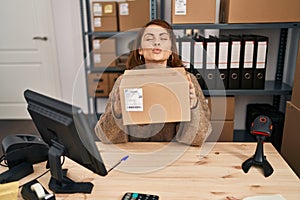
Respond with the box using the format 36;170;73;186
159;32;169;37
143;33;154;37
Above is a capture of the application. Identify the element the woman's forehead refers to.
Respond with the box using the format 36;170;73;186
143;25;169;36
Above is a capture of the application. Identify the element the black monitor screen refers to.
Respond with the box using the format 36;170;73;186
24;89;107;180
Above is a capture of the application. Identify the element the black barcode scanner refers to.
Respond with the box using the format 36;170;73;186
242;115;274;177
251;115;272;137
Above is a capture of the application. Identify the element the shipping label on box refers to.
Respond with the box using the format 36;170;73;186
92;2;116;17
119;67;190;125
175;0;187;15
124;88;143;111
119;3;129;15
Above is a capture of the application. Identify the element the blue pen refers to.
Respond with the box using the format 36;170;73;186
107;155;129;173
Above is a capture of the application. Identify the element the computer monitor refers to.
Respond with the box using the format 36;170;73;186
24;89;107;193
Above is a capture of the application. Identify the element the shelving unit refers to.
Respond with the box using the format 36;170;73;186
171;22;300;109
79;0;299;118
203;81;292;96
79;0;157;115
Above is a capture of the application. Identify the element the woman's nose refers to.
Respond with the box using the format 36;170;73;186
154;39;160;46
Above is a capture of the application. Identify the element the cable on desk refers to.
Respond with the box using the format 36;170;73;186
18;156;66;189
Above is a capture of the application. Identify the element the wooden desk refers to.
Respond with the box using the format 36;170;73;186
2;142;300;200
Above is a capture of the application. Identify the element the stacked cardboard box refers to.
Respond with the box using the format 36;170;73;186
91;0;151;32
281;40;300;178
118;0;150;31
92;1;118;32
171;0;216;24
220;0;300;23
92;38;117;67
206;97;235;141
88;72;122;97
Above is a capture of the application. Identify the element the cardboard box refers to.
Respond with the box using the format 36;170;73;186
281;101;300;177
291;40;300;108
206;121;234;142
220;0;300;23
171;0;216;24
93;52;117;67
92;38;116;53
93;16;118;32
207;96;235;120
108;72;122;93
92;2;117;17
118;0;150;31
119;68;190;125
88;73;109;97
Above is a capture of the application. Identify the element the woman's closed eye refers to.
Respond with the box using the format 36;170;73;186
144;34;155;41
160;36;169;41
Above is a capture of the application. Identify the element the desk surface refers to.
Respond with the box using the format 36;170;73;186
2;142;300;200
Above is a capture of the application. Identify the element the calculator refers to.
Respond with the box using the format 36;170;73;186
122;192;159;200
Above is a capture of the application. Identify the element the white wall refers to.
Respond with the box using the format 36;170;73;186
51;0;88;112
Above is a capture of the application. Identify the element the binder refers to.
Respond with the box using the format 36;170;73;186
216;35;229;89
179;36;193;72
204;36;218;89
228;35;242;89
240;35;255;89
192;35;206;89
252;35;268;89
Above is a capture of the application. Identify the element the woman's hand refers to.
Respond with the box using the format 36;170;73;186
187;74;198;109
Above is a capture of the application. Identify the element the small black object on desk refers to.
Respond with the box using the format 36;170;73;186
21;179;56;200
242;115;274;177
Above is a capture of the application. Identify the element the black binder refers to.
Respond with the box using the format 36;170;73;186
252;35;268;89
204;36;218;89
216;35;229;89
191;35;206;89
240;35;255;89
228;35;242;89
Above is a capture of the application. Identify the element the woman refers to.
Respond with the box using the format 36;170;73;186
95;19;211;146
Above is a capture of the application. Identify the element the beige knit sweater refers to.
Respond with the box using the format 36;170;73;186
94;72;212;146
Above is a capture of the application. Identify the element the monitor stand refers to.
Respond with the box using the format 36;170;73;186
47;140;93;193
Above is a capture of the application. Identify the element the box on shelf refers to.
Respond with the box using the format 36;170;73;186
206;121;234;142
118;0;150;31
92;1;117;17
171;0;216;24
88;73;109;97
108;72;122;92
119;67;190;125
207;96;235;121
92;2;118;32
291;40;300;108
92;38;116;53
281;101;300;177
93;16;118;32
220;0;300;23
205;96;235;142
93;52;117;67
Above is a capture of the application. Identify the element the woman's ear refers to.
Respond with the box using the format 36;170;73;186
138;48;143;55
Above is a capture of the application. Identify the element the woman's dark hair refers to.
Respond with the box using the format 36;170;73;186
126;19;184;69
